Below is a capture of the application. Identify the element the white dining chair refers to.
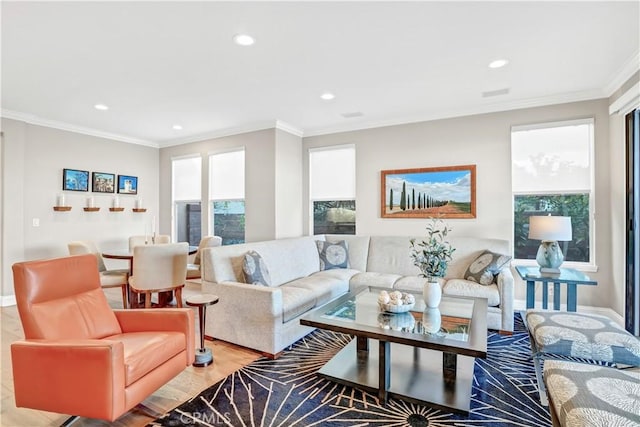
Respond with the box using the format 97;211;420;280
128;242;188;308
128;234;170;252
67;240;129;308
186;236;223;280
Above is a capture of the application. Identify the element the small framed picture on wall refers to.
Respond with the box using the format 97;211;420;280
92;172;115;193
62;168;90;192
117;175;138;195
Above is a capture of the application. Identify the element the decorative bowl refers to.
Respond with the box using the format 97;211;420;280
378;301;415;313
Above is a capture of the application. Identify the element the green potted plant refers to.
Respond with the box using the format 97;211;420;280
410;217;455;307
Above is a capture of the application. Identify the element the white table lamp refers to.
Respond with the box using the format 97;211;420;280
528;215;572;274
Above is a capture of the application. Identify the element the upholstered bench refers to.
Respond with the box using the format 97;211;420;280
544;360;640;426
524;309;640;405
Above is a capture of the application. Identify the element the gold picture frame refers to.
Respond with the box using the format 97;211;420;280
381;164;476;219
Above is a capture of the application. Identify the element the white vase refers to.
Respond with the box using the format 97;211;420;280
423;281;442;308
422;307;442;334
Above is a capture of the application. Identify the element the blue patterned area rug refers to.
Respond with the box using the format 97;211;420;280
150;315;550;426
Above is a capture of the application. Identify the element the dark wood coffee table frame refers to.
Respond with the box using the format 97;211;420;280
300;288;487;415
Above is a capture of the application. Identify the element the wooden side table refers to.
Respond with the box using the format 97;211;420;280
515;266;597;311
186;294;219;367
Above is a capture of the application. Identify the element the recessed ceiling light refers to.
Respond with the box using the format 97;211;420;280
488;59;509;69
94;104;109;110
320;92;335;101
233;34;255;46
172;124;183;130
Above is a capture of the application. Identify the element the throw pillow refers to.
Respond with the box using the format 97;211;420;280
464;250;512;285
242;250;271;286
316;240;349;270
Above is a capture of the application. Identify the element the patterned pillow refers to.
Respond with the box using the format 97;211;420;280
464;250;511;285
242;250;271;286
316;240;349;270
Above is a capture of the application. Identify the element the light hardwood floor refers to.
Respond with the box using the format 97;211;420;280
1;281;261;427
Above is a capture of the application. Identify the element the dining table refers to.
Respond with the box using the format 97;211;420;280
102;244;198;308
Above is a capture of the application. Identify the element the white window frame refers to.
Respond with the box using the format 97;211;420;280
511;118;596;271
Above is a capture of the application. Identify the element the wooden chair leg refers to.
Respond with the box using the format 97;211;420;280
144;292;151;308
120;285;127;309
175;287;183;308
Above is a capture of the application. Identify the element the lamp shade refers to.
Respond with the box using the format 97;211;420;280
528;216;572;241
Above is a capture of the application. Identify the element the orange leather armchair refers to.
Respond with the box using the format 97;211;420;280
11;254;195;423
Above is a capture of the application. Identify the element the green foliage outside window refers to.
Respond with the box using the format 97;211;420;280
514;194;590;262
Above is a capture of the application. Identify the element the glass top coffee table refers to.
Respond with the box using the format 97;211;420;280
300;287;487;415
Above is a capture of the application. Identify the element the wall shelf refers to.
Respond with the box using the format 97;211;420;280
83;207;100;212
132;208;147;213
109;207;125;212
53;206;72;212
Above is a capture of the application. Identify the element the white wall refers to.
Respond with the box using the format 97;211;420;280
1;118;160;302
275;129;303;238
159;128;303;243
303;99;614;311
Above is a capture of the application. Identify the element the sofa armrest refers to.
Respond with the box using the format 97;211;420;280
11;339;126;419
497;267;515;332
114;309;195;364
207;280;283;319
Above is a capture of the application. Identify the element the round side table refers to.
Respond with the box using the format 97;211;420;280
185;294;219;367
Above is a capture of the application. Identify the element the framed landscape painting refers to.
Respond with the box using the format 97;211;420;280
117;175;138;195
381;164;476;219
62;168;90;192
92;172;115;193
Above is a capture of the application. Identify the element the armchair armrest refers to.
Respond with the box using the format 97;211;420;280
497;267;515;332
11;339;126;420
114;309;195;364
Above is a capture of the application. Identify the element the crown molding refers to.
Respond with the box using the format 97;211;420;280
609;81;640;115
275;120;304;137
302;89;605;138
604;51;640;97
1;109;158;148
157;121;281;148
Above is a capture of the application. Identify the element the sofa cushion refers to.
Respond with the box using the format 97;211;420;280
350;272;402;289
279;286;317;323
242;250;271;286
285;273;350;306
443;279;500;306
324;235;370;272
463;250;511;285
316;240;349;270
393;276;427;293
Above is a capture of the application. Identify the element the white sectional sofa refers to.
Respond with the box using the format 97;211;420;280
200;234;513;357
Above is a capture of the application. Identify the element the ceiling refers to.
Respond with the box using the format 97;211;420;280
2;1;639;148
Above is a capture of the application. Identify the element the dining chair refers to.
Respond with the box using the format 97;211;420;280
129;242;189;308
187;236;223;280
68;240;129;308
128;234;170;252
11;254;195;423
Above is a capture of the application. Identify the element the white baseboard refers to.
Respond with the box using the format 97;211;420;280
514;299;625;326
1;295;16;307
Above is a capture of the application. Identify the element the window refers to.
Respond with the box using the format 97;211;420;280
309;145;356;235
172;156;202;246
511;119;594;266
209;149;245;245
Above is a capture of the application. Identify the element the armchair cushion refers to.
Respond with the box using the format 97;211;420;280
104;331;186;385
